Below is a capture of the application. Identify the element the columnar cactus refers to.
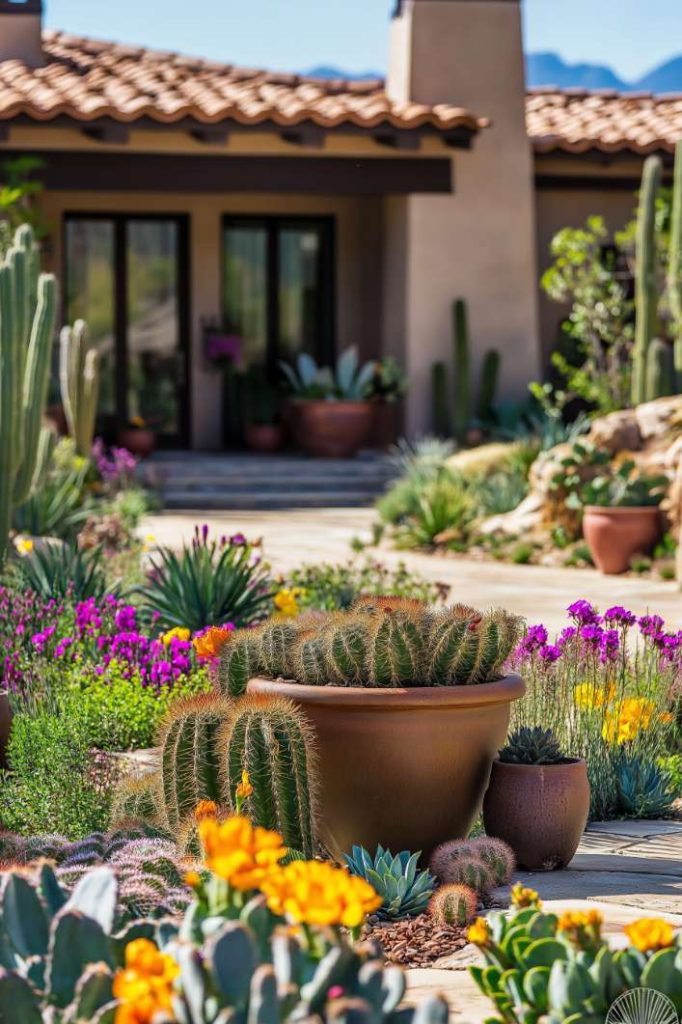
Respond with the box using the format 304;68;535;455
646;337;675;399
157;694;231;832
428;883;477;926
431;361;450;436
59;318;100;457
452;298;470;442
476;349;500;424
217;694;317;858
0;224;57;562
669;140;682;391
632;155;662;405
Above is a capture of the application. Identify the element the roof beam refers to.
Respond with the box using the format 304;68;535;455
372;128;420;150
82;123;130;144
280;124;326;148
191;125;229;145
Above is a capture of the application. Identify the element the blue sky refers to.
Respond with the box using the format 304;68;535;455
44;0;682;81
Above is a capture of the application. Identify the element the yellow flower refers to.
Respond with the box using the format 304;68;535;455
574;682;615;710
624;918;676;953
13;536;33;556
130;415;146;428
602;697;655;744
194;800;218;821
236;771;254;800
259;859;381;928
160;626;191;646
467;917;491;948
558;909;603;948
193;626;233;660
510;883;542;910
273;588;304;618
199;815;286;891
113;938;178;1024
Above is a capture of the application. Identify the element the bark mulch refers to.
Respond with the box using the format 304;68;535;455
363;914;468;968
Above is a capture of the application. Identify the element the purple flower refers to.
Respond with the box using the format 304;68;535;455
603;606;637;627
639;614;665;638
55;637;74;658
579;625;604;647
567;600;600;626
114;605;137;631
230;533;247;547
558;626;578;646
599;629;620;663
538;644;562;663
515;624;549;659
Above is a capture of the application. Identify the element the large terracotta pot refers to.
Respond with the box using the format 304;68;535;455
368;400;402;450
483;758;590;871
288;400;373;458
582;505;662;574
244;423;284;453
117;427;157;459
247;674;525;860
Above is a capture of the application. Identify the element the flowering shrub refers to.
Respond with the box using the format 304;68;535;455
92;437;138;489
468;886;682;1022
283;557;448;612
511;600;680;819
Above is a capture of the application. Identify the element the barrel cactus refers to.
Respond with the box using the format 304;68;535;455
218;628;266;697
428;883;478;926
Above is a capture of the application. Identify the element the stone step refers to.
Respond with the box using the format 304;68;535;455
161;490;382;510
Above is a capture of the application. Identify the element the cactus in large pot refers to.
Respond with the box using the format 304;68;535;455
60;318;100;457
0;224;57;562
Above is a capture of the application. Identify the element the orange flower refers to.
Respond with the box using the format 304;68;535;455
236;771;254;800
259;859;381;928
194;800;218;821
510;883;541;910
624;918;676;953
193;626;233;660
558;909;603;948
199;814;286;891
113;938;178;1024
184;870;201;889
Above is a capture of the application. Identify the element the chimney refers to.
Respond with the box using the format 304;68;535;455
0;0;44;67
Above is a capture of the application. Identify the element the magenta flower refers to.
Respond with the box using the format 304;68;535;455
567;600;600;626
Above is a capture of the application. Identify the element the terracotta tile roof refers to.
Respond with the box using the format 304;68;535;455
0;30;484;135
527;87;682;155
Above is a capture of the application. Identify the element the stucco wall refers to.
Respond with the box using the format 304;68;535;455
41;189;384;449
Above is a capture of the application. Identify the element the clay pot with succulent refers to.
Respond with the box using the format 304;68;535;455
483;726;590;870
280;346;376;457
217;598;525;859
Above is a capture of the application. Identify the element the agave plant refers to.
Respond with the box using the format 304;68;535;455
614;752;675;818
280;346;375;401
344;845;435;920
15;540;118;602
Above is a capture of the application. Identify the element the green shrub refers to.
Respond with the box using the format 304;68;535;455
15;541;117;602
285;557;446;611
13;451;90;540
396;470;475;549
0;709;115;838
510;542;534;565
630;555;653;574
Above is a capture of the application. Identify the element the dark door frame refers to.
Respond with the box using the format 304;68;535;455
221;214;336;372
62;211;191;449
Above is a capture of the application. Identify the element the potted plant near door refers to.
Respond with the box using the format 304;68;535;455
483;726;590;870
280;347;376;458
243;365;284;453
118;416;156;458
219;599;525;859
367;356;408;450
580;460;668;574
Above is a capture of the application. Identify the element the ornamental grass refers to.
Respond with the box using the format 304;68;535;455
510;600;681;819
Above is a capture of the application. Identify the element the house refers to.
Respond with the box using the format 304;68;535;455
1;0;680;449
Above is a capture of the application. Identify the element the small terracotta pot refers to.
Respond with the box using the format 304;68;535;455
244;423;284;454
483;758;590;870
582;505;662;574
247;674;525;860
288;400;373;458
0;691;13;769
117;427;157;459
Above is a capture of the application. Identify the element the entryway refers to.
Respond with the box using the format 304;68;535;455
64;213;190;447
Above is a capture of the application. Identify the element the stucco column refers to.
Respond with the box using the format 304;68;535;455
387;0;540;436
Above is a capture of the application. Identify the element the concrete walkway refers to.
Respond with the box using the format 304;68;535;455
407;820;682;1022
142;508;682;633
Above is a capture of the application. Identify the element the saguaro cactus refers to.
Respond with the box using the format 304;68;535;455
669;140;682;392
632;155;663;405
60;319;100;457
218;695;317;857
0;224;57;563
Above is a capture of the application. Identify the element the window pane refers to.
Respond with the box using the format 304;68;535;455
65;219;116;417
278;227;322;362
126;220;180;434
223;225;267;366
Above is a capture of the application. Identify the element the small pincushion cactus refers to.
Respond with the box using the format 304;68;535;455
429;837;514;893
470;837;515;886
445;858;496;894
428;884;478;927
499;727;565;766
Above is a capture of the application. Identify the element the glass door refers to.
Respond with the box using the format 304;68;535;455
65;214;189;446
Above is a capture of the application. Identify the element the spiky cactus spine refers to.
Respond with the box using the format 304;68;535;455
217;694;317;857
476;349;500;424
259;620;300;678
670;140;682;392
470;838;515;886
59;319;100;457
427;608;521;685
367;610;427;687
217;629;264;696
428;884;477;927
319;614;370;685
632;155;663;405
645;337;675;400
110;773;162;829
0;225;57;563
442;857;495;894
432;361;450;437
452;298;470;443
157;694;231;832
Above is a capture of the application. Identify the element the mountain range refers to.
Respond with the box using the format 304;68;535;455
305;54;682;93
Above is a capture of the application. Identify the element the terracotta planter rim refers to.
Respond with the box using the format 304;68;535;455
583;505;661;516
247;673;525;710
492;757;586;771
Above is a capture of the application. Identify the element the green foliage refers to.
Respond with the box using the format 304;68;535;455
59;319;100;456
13;443;90;540
613;752;676;818
344;845;436;920
0;157;47;236
0;223;57;563
368;356;408;402
136;528;274;632
499;727;566;765
0;709;115;839
510;542;534;565
470;897;682;1023
395;470;475;548
15;541;118;602
280;345;375;400
578;459;668;508
219;602;522;690
659;754;682;796
284;557;446;612
218;695;317;857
